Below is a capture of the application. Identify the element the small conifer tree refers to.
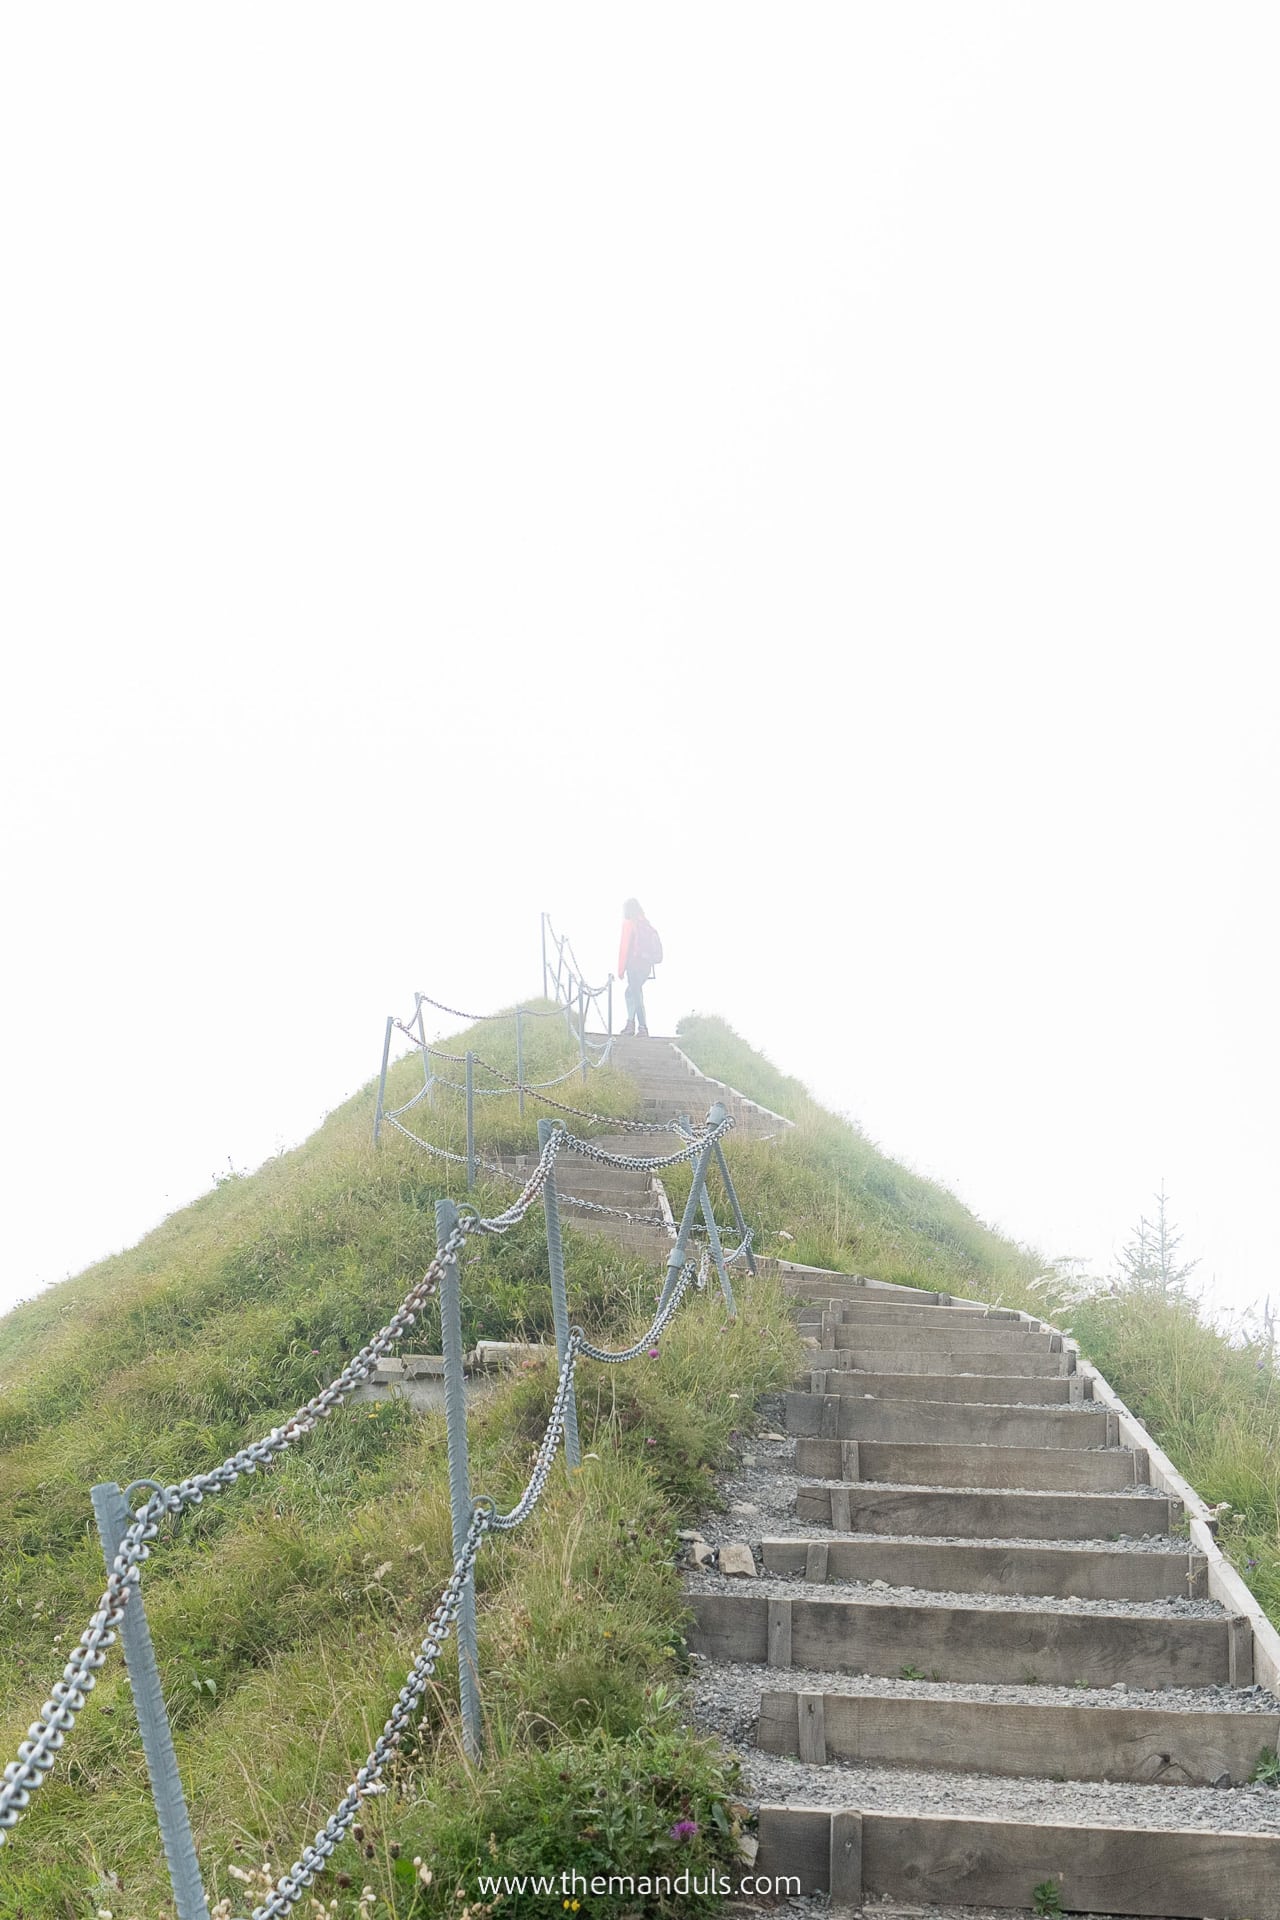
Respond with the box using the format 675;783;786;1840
1116;1183;1198;1297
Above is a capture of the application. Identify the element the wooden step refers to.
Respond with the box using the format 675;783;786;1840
782;1267;995;1304
754;1806;1280;1916
688;1591;1239;1687
831;1320;1058;1352
800;1299;1033;1328
783;1277;978;1304
794;1436;1148;1492
809;1368;1084;1405
758;1688;1275;1784
758;1536;1207;1601
785;1391;1108;1450
795;1482;1176;1539
830;1346;1069;1377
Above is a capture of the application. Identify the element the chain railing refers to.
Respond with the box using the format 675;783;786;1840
542;910;616;1061
0;1098;751;1920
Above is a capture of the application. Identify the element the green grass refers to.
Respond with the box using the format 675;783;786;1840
0;1010;803;1918
673;1015;1045;1307
674;1015;1280;1631
1066;1285;1280;1625
10;1005;1273;1915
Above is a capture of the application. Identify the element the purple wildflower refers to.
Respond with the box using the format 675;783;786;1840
648;1347;660;1358
669;1820;699;1842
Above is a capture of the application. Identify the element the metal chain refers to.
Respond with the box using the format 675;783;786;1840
574;1263;696;1363
247;1254;709;1911
248;1506;492;1920
476;1065;684;1132
558;1192;666;1225
3;1079;744;1899
0;1130;573;1851
560;1115;733;1172
382;1081;434;1123
409;992;564;1024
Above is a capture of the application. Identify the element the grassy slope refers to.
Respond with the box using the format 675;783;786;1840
0;1011;802;1919
9;1009;1269;1915
675;1014;1280;1633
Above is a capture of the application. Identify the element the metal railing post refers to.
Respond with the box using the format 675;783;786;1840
658;1103;726;1311
541;912;549;1000
465;1051;476;1191
578;984;587;1083
680;1115;734;1315
435;1200;482;1762
373;1015;394;1145
537;1121;581;1469
415;996;430;1091
607;974;614;1037
712;1139;757;1276
515;1006;525;1119
90;1484;211;1920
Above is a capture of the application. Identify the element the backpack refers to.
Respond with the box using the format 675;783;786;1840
633;920;663;973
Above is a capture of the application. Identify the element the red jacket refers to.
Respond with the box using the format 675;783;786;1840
619;917;647;978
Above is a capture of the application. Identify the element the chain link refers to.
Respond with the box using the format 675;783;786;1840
0;1128;576;1853
249;1505;492;1920
558;1193;666;1226
409;992;564;1024
246;1252;710;1913
3;1029;747;1911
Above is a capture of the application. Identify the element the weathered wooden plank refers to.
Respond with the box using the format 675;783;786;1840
756;1691;1277;1784
793;1482;1175;1540
784;1391;1108;1451
813;1369;1077;1405
754;1804;830;1891
821;1301;1031;1327
862;1814;1280;1917
803;1540;829;1583
834;1347;1067;1378
797;1690;827;1764
689;1591;767;1661
1230;1613;1255;1687
781;1273;943;1302
758;1809;1280;1914
794;1437;1146;1491
829;1810;862;1907
758;1537;1208;1601
690;1592;1229;1685
767;1597;792;1668
833;1321;1054;1351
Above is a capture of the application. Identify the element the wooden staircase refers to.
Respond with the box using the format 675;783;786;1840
687;1276;1280;1917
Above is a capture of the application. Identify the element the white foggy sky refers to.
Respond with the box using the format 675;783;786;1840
1;4;1276;1322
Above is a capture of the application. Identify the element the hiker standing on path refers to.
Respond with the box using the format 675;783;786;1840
618;898;662;1037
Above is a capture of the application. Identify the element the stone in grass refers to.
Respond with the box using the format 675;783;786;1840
692;1541;718;1570
719;1542;757;1579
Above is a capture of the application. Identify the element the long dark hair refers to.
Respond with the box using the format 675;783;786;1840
623;897;644;920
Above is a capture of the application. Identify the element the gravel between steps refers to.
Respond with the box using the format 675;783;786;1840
684;1564;1222;1619
692;1656;1280;1727
681;1388;1280;1920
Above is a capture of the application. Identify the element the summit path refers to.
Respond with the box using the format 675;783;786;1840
580;1038;1280;1918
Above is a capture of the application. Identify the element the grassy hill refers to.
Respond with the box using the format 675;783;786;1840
1;1009;1275;1918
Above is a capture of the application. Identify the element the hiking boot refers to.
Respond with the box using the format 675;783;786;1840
637;1025;650;1038
620;1020;636;1037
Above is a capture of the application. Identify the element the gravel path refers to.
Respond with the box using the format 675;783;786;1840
692;1657;1280;1732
